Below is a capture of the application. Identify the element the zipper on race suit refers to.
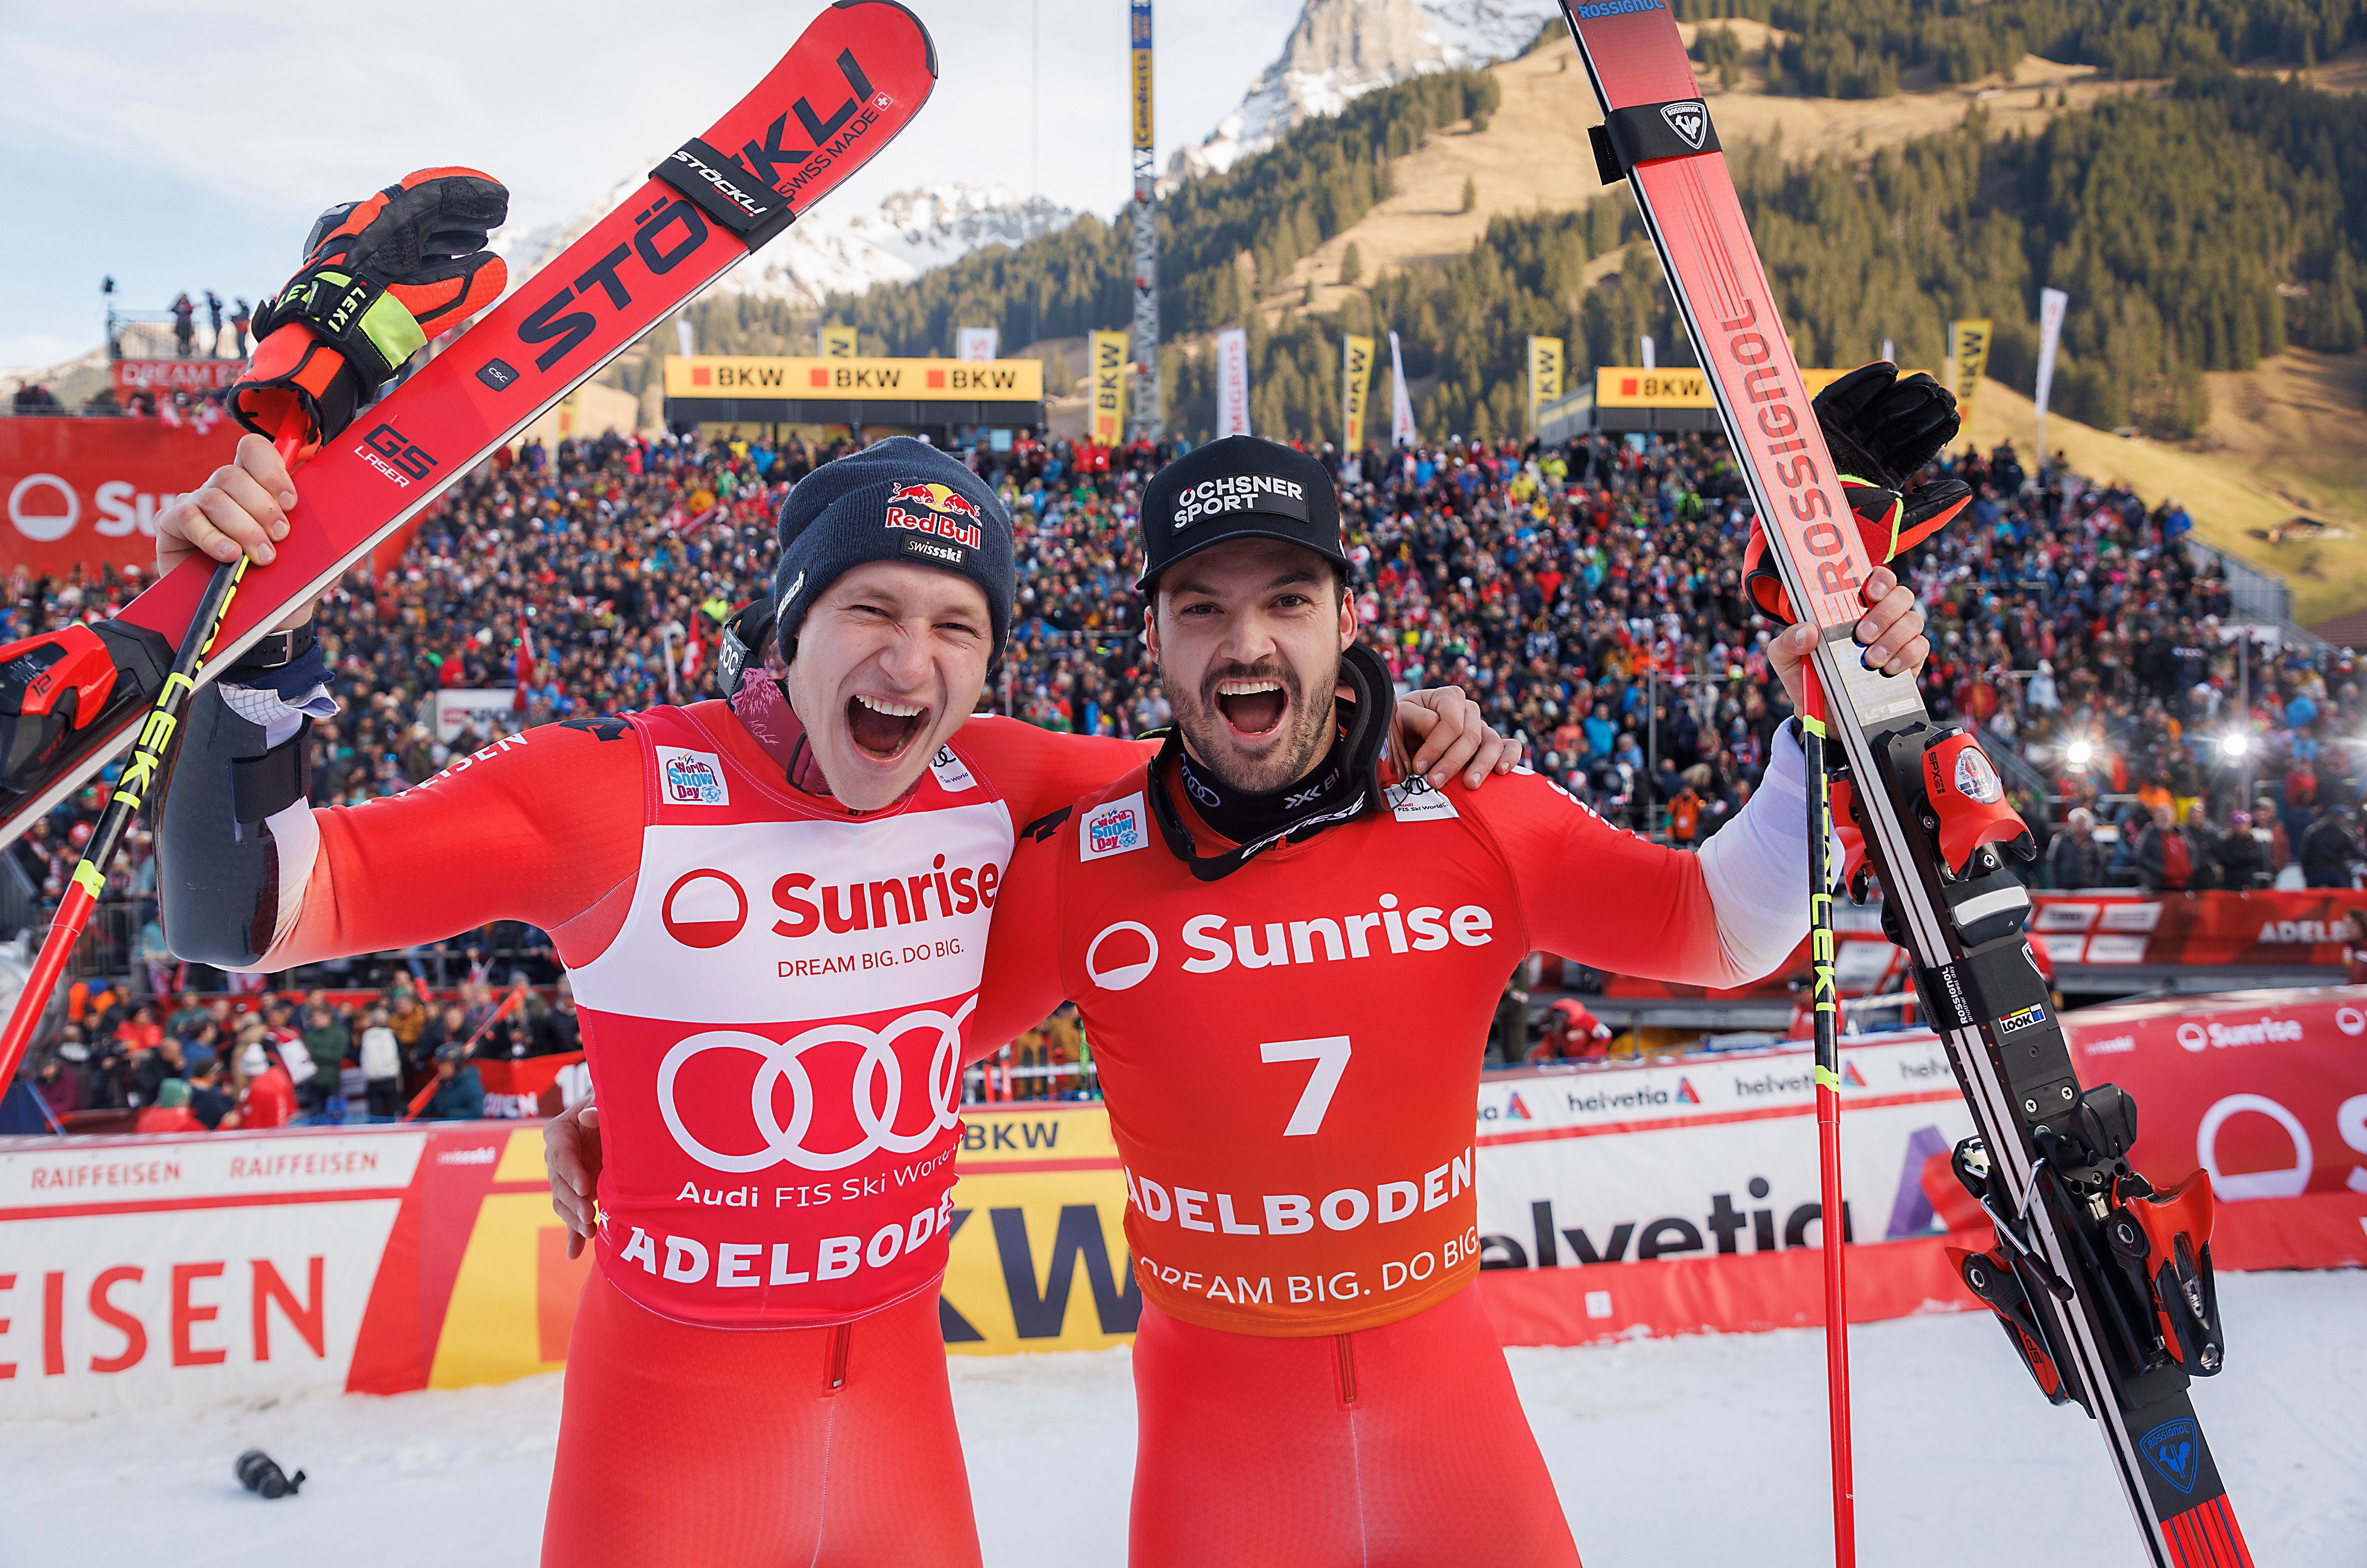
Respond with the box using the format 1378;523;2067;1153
825;1322;852;1394
1333;1333;1360;1409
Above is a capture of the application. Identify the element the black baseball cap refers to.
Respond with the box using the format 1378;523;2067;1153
1135;435;1346;592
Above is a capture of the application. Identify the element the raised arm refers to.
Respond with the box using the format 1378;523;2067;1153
157;687;644;972
1471;725;1829;991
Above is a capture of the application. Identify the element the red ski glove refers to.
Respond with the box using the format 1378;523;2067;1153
1742;361;1972;624
233;167;510;457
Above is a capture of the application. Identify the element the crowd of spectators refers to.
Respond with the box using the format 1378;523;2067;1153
13;973;584;1134
6;410;2364;1106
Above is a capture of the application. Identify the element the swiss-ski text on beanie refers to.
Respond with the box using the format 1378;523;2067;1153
770;436;1014;663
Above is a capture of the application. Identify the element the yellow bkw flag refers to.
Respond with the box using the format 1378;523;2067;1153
1089;330;1129;446
820;325;858;359
1341;334;1375;450
1949;318;1991;433
1527;336;1564;434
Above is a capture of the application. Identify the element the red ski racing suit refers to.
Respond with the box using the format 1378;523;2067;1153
159;687;1137;1566
972;733;1824;1566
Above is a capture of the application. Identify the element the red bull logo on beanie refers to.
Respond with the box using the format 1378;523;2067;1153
885;481;985;551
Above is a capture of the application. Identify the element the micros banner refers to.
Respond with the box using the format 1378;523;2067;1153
2;418;242;577
1215;329;1251;438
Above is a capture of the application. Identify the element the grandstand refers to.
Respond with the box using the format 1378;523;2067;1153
8;411;2359;1061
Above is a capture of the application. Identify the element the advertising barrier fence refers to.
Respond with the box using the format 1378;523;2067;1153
2;419;242;577
1576;888;2367;1001
4;989;2359;1417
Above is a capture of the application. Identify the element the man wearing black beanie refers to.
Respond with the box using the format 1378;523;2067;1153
156;408;1523;1563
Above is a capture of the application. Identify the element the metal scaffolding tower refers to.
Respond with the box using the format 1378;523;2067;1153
1128;0;1162;440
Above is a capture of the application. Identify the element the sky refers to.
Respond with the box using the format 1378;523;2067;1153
0;0;1302;369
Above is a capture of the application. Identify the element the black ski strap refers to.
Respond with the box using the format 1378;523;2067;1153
1589;98;1721;186
232;734;310;826
651;139;798;248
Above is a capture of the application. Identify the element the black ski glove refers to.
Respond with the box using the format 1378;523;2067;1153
1743;360;1972;624
232;167;510;457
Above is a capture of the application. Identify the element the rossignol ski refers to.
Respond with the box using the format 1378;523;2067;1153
1554;5;2251;1565
0;0;938;852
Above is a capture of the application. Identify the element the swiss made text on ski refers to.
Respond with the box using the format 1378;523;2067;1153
1555;4;2251;1566
0;0;937;850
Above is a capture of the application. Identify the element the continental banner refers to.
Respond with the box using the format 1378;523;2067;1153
1341;334;1374;450
1088;331;1128;447
1130;0;1154;151
666;356;1044;402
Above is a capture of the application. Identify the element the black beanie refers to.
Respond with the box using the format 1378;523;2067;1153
770;436;1014;663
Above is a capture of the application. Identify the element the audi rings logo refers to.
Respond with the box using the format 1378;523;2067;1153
1086;920;1158;991
656;998;973;1173
661;869;748;949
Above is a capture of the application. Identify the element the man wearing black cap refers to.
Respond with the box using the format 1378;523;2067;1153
969;431;1933;1565
152;425;1520;1566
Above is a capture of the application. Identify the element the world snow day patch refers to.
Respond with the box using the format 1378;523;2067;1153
656;746;729;806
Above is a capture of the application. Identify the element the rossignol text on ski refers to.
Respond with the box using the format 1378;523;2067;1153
1555;4;2252;1564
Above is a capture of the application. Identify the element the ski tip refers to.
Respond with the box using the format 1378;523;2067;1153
835;0;937;78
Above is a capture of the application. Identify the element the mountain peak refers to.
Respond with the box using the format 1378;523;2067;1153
1168;0;1557;182
495;179;1075;312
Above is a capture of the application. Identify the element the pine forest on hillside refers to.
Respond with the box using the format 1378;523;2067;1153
685;26;2367;448
1678;0;2367;98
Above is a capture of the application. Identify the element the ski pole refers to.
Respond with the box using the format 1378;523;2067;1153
0;428;308;1098
1800;668;1856;1567
403;984;527;1120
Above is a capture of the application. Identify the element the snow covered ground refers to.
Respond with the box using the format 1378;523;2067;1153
2;1271;2357;1567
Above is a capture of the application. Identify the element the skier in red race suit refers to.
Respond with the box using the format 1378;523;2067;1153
964;431;1936;1566
153;421;1515;1561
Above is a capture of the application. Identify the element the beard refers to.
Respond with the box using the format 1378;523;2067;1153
1164;653;1339;797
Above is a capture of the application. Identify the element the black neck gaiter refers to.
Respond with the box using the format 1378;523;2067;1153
1148;641;1396;881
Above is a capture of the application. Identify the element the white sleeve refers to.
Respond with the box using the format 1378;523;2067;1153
1693;724;1844;983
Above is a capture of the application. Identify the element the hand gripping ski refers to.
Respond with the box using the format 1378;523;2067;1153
0;1;940;1100
1555;4;2252;1564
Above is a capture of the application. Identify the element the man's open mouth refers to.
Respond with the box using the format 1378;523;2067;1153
847;692;927;760
1214;678;1288;738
